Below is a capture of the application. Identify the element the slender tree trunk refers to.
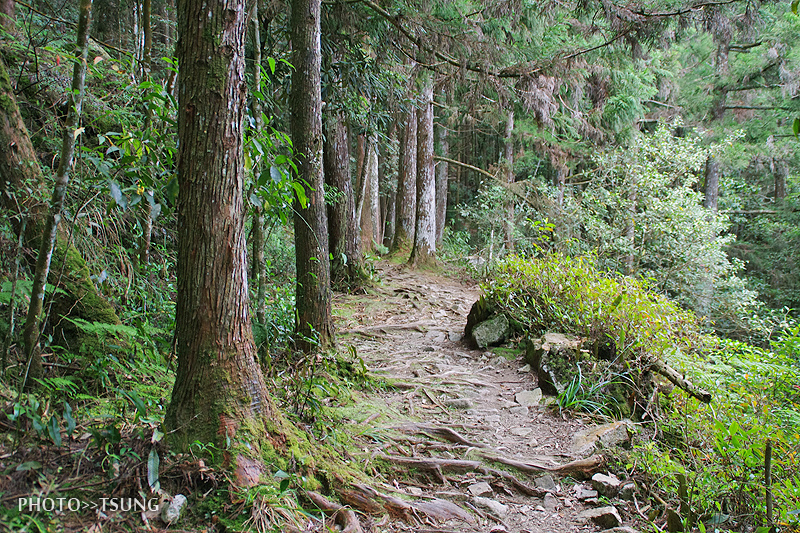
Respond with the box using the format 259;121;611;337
165;0;277;487
22;0;93;385
774;158;787;201
291;0;333;352
383;120;398;248
703;156;719;211
251;0;267;324
359;137;378;252
503;109;514;251
393;106;416;251
324;107;361;287
410;75;436;266
435;108;448;247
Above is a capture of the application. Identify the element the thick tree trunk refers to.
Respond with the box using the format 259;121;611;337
359;137;379;253
291;0;334;352
393;106;416;251
165;0;277;486
503;110;514;251
410;76;436;266
435;110;448;247
22;0;93;385
324;107;362;287
703;156;719;211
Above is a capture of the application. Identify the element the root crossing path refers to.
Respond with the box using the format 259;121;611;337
333;262;615;533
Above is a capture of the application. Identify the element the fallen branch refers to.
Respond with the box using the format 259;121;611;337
344;483;476;525
645;356;712;404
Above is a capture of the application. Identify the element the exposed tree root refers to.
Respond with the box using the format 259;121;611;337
306;491;364;533
394;423;488;448
479;452;605;477
377;453;548;497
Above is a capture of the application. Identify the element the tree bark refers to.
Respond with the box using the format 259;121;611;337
410;75;436;266
251;0;267;324
22;0;93;385
324;107;362;287
393;105;416;251
0;0;13;29
503;109;514;251
291;0;334;352
165;0;277;487
434;102;448;247
359;137;378;253
703;155;719;211
774;158;787;201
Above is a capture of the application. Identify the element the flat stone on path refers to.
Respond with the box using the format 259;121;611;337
572;420;632;454
577;506;622;528
515;388;543;407
468;481;493;497
473;496;509;518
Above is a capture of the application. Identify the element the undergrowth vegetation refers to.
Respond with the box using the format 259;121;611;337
480;254;800;531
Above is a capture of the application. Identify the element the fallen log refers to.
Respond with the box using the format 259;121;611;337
645;356;712;404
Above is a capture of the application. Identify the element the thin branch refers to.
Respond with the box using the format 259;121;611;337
629;0;742;18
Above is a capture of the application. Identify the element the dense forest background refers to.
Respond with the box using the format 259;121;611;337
1;0;800;531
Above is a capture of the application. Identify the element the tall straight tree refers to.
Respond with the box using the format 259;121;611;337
291;0;334;351
393;105;417;251
409;73;436;266
165;0;277;485
22;0;93;384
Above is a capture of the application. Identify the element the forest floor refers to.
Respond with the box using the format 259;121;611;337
331;260;636;533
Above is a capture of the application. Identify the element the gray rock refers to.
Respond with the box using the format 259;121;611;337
534;474;558;491
515;388;543;407
543;493;559;511
468;481;493;497
444;398;473;409
574;483;599;500
518;363;531;373
620;482;636;501
449;331;463;342
525;333;582;395
572;420;632;454
510;427;533;437
592;472;623;497
160;494;187;524
599;527;641;533
471;315;511;348
577;506;622;529
473;496;509;518
509;405;529;416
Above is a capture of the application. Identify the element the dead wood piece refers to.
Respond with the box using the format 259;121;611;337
414;498;476;525
480;452;604;477
646;356;712;403
305;491;364;533
395;423;488;449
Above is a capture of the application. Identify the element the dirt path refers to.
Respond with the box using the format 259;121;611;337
332;261;618;533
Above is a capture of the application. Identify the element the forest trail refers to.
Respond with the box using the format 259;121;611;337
332;261;622;533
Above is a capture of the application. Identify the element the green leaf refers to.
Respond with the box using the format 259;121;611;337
48;415;62;446
793;117;799;138
267;57;277;75
270;165;283;184
63;401;76;436
16;461;42;471
147;448;160;492
793;0;799;15
279;478;290;493
109;180;127;209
